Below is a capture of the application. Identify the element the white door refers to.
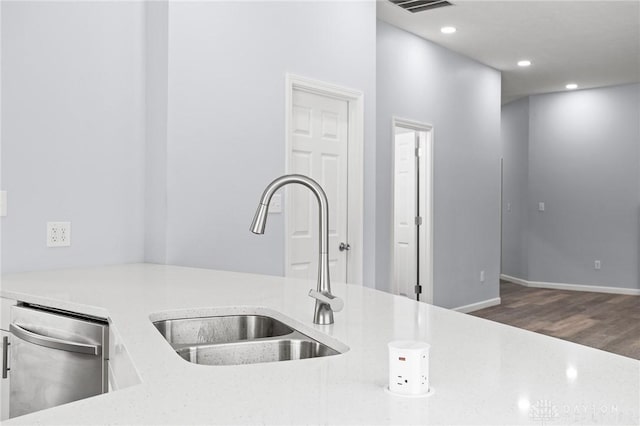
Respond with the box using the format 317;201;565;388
287;89;349;283
392;119;434;303
393;130;417;297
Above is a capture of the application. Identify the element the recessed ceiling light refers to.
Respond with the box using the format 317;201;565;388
517;60;532;67
565;83;578;90
440;26;456;34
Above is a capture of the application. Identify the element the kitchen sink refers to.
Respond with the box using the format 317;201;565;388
176;335;340;365
151;312;345;366
153;315;293;347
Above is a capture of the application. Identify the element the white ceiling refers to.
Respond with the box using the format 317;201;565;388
377;0;640;103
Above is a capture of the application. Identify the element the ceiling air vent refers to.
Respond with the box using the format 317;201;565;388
389;0;453;14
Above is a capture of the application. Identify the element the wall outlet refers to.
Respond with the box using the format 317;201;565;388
594;260;601;270
538;202;545;212
47;222;71;247
480;270;485;283
506;202;511;212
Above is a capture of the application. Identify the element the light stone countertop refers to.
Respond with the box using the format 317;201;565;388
1;263;638;425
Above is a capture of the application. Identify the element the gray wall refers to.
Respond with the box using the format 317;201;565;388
1;1;377;284
527;84;639;289
160;2;377;284
144;1;169;265
1;2;146;273
0;1;3;278
376;21;502;308
501;97;529;279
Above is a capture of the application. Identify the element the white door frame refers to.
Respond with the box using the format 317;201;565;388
284;74;364;285
391;117;434;303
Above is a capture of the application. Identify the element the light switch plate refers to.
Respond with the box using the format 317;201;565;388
269;194;282;214
0;191;6;217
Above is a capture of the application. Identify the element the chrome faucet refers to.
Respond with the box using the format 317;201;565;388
250;174;344;325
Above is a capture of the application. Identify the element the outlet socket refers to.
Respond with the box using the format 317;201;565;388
594;260;601;270
47;222;71;247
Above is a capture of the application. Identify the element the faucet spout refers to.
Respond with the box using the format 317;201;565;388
250;203;269;234
250;174;342;325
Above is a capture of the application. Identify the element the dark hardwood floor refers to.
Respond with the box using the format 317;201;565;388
470;280;640;360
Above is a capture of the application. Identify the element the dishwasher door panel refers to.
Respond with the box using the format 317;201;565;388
10;334;103;417
9;305;107;419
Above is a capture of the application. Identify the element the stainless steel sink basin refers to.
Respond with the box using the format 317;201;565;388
153;315;293;346
176;336;340;365
151;313;344;366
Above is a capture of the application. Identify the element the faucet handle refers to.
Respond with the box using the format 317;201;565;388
308;289;344;312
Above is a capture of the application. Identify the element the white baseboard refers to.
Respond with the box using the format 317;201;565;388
452;297;501;314
499;274;529;287
500;274;640;296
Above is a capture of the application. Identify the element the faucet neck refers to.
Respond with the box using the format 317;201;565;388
257;174;330;256
252;174;336;325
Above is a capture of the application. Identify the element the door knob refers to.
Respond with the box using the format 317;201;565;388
339;242;351;252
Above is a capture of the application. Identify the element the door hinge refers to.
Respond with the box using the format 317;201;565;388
415;147;422;157
339;242;351;252
414;284;422;295
415;216;423;226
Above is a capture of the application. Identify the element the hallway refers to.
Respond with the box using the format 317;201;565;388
471;281;640;359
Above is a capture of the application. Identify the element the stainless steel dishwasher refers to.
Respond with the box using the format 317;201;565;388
8;304;108;418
